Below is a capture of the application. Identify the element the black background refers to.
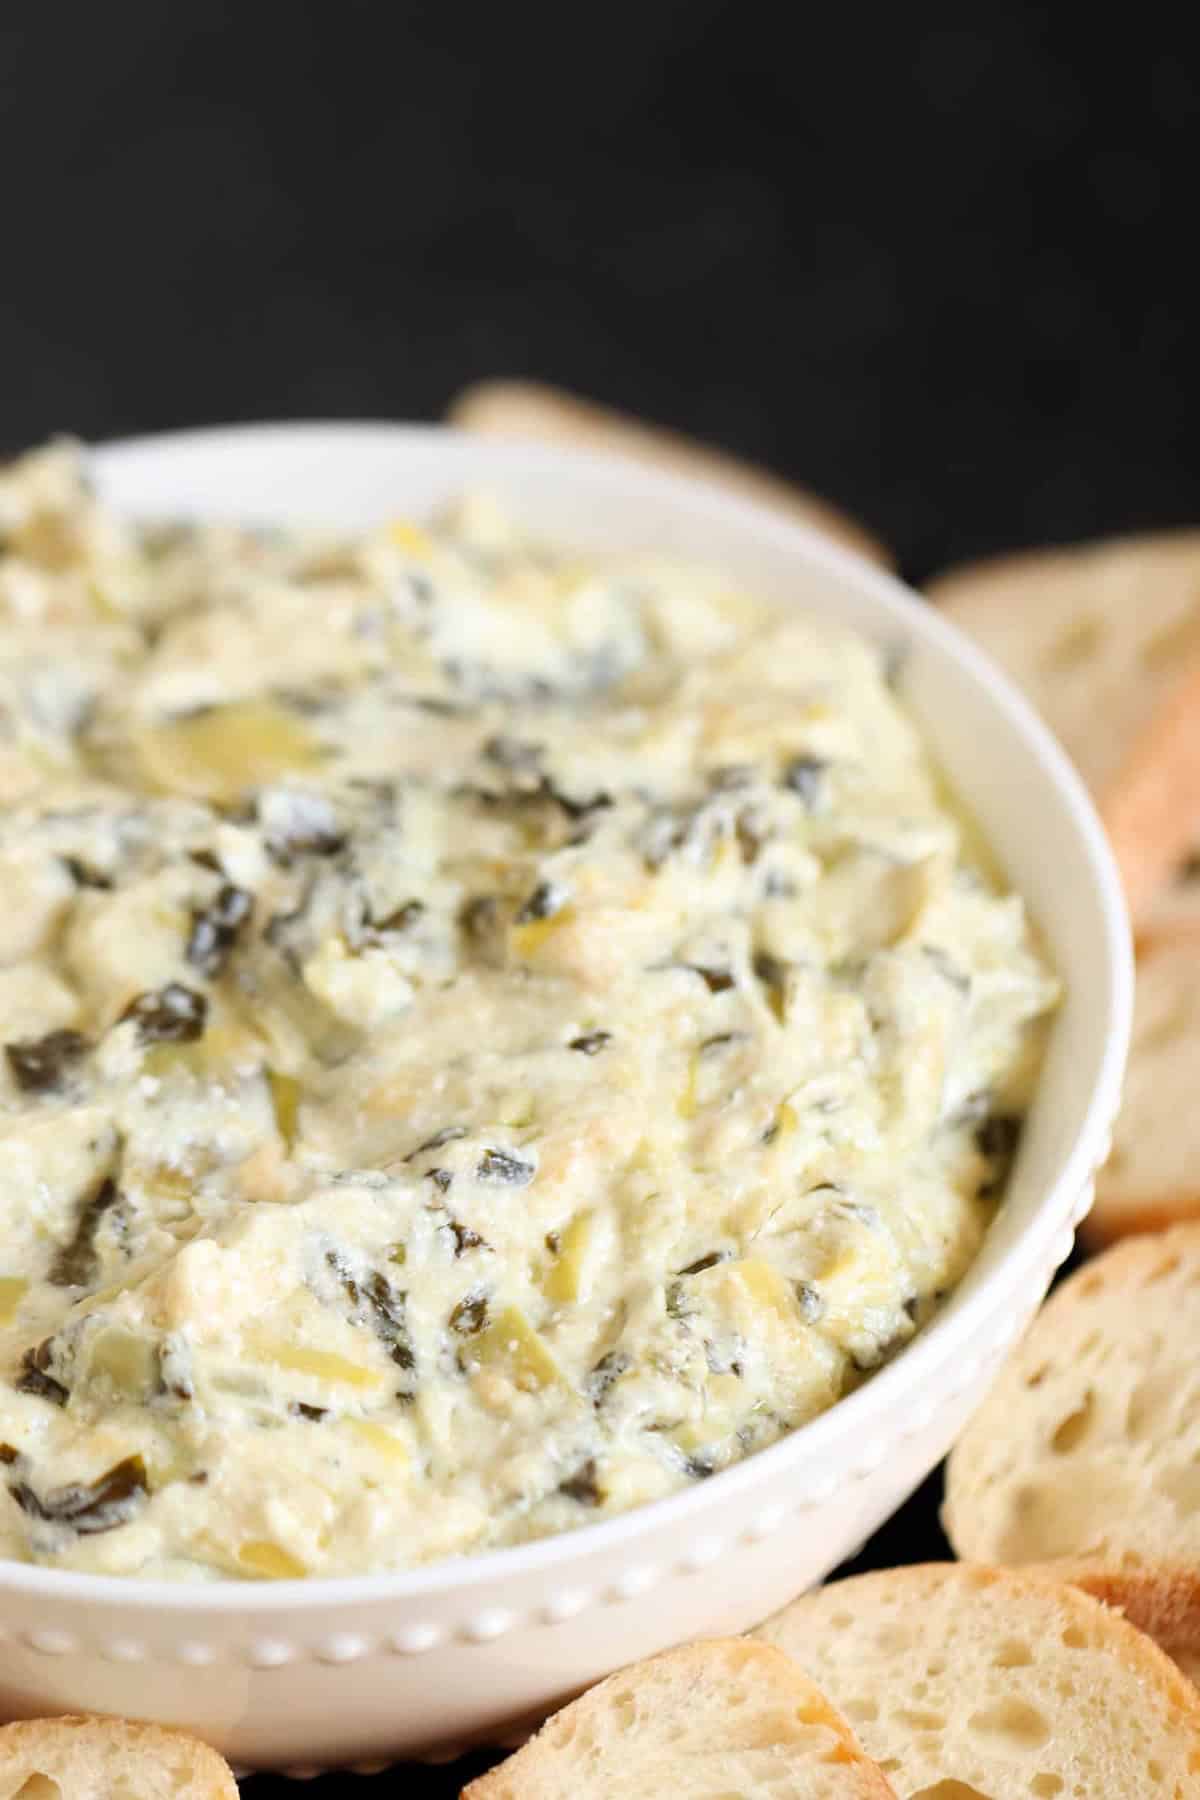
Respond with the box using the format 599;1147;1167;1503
0;3;1190;1790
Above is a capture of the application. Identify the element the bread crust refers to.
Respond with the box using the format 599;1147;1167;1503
1089;938;1200;1243
447;381;894;569
931;532;1200;931
1101;662;1200;925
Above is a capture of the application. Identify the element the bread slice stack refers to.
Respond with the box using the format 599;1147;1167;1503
462;1638;898;1798
930;534;1200;1243
0;1716;236;1799
756;1562;1200;1797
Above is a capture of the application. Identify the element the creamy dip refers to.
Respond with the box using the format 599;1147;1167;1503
0;442;1057;1580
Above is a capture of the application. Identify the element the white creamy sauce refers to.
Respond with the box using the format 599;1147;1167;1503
0;445;1058;1580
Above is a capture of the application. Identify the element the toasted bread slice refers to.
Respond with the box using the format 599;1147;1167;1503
0;1716;236;1799
945;1225;1200;1671
461;1637;897;1799
930;533;1200;923
447;380;893;568
756;1562;1200;1795
1085;938;1200;1241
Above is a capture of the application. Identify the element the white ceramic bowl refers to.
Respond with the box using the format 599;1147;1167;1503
0;425;1132;1771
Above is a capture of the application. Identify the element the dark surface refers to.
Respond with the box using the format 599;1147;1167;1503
0;3;1187;1789
2;3;1199;584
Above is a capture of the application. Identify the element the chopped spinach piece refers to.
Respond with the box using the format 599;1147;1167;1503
157;1335;195;1402
459;894;502;942
15;1340;69;1407
569;1031;611;1055
8;1454;148;1536
482;734;543;772
61;854;112;889
290;1401;328;1421
476;1148;535;1186
677;1251;728;1276
735;808;767;865
683;964;735;994
752;951;788;1018
404;1124;467;1162
369;899;424;933
794;1281;827;1323
187;848;224;873
448;1290;489;1335
538;776;611;823
515;880;566;924
187;883;254;978
665;1280;692;1320
447;1218;486;1256
5;1029;89;1094
557;1457;604;1504
587;1349;630;1404
121;983;208;1045
324;1251;416;1374
48;1176;120;1289
781;754;827;805
975;1111;1024;1197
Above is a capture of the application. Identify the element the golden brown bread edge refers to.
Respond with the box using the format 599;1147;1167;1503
446;379;894;570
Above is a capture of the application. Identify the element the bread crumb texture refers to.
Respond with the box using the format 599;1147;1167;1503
757;1563;1200;1798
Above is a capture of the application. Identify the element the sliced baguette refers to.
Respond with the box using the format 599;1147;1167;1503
0;1716;237;1800
446;379;893;568
945;1225;1200;1670
1088;936;1200;1241
756;1562;1200;1796
929;533;1200;923
461;1637;897;1799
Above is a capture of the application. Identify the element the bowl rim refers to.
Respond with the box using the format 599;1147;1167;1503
0;420;1133;1613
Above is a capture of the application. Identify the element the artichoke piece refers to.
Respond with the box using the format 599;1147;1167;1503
726;1257;800;1325
237;1538;308;1580
542;1212;593;1305
85;1327;158;1400
267;1068;301;1150
464;1305;562;1391
136;701;323;804
0;1277;28;1324
509;904;575;960
252;1340;385;1391
239;945;361;1069
344;1418;408;1466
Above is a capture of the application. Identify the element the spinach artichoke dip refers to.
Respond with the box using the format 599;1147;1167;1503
0;442;1058;1581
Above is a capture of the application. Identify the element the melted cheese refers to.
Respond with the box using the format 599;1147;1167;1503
0;442;1058;1579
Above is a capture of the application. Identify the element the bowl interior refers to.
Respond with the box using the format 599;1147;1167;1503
64;420;1133;1599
